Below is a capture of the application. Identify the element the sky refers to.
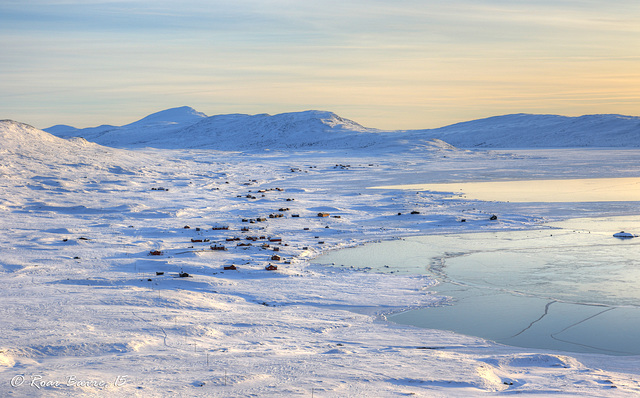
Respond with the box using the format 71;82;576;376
2;0;640;130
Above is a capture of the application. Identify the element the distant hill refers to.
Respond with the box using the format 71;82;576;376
44;107;640;150
415;113;640;148
46;106;207;147
170;110;391;150
45;108;455;152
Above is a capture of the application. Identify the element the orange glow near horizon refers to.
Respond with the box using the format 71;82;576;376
2;1;639;130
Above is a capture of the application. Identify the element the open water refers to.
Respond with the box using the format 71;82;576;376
316;215;640;355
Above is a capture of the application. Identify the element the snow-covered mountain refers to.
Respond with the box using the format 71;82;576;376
416;113;640;148
45;108;453;152
44;108;640;150
46;106;207;147
171;110;396;150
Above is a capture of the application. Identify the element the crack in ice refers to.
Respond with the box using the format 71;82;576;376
548;307;633;355
510;300;557;338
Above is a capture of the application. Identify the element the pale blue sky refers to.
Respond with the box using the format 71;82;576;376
2;0;640;129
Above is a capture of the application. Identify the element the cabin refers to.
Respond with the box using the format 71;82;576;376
223;265;237;270
149;250;163;256
269;237;282;242
271;255;281;261
317;212;330;217
211;245;227;251
265;264;278;271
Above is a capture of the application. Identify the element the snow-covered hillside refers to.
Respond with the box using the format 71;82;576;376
4;113;640;396
417;113;640;148
46;106;207;148
46;108;449;151
0;120;158;177
174;110;381;150
45;108;640;150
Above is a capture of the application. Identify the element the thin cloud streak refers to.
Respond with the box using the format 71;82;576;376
1;1;639;129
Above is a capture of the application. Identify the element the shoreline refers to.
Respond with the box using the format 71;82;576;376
3;146;640;396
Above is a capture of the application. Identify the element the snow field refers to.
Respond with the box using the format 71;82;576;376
2;120;640;396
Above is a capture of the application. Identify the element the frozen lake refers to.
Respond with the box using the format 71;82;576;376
315;215;640;355
372;176;640;203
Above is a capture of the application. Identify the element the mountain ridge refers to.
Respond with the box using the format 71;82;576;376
42;108;640;149
415;113;640;148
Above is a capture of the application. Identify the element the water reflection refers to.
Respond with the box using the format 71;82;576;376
315;216;640;355
370;177;640;202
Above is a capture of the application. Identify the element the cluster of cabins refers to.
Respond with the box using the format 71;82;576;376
146;184;348;276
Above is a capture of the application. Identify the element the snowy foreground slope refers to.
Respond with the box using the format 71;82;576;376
45;107;640;149
3;119;640;397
